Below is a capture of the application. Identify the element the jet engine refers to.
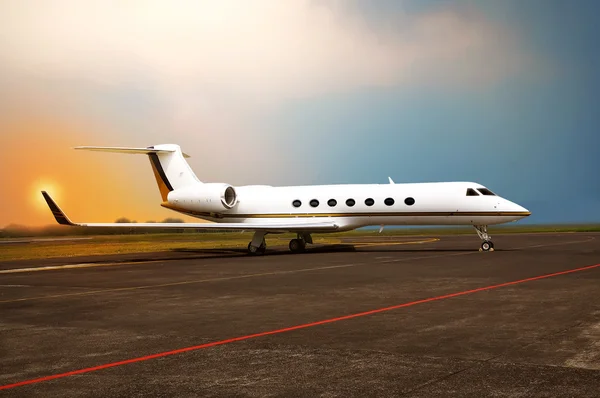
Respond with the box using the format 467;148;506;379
167;183;238;213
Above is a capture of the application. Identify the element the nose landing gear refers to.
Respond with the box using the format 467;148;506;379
480;240;494;252
474;225;494;252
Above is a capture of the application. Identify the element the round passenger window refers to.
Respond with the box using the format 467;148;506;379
292;200;302;208
384;198;395;206
310;199;319;207
346;198;355;207
404;197;415;206
364;198;374;206
327;199;337;207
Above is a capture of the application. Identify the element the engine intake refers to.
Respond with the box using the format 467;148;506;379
221;185;237;209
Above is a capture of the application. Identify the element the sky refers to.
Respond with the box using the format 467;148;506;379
1;0;599;227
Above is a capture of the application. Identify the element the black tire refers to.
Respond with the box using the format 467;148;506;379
248;242;264;255
481;241;492;251
289;239;305;253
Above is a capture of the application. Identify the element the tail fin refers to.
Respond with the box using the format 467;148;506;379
75;144;201;201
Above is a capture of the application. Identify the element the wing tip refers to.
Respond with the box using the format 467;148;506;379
41;191;75;226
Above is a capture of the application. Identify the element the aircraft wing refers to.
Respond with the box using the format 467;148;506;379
41;192;339;233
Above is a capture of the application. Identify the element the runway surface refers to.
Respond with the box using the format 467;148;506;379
1;232;599;397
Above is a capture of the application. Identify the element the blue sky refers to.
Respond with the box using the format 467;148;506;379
1;0;599;225
270;0;600;224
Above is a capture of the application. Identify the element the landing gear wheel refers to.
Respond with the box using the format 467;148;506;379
248;242;266;255
289;238;306;253
474;225;494;252
248;242;258;254
480;241;494;252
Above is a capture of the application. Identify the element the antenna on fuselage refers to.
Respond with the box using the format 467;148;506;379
388;177;395;184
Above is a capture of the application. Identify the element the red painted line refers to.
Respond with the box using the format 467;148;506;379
2;263;599;391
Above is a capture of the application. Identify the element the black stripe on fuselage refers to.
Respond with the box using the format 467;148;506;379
148;153;174;191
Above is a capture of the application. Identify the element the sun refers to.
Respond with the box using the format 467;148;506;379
31;179;62;212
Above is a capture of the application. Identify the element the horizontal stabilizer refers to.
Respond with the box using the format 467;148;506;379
41;192;339;233
75;146;191;158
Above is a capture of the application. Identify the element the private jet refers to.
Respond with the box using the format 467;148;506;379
42;144;530;254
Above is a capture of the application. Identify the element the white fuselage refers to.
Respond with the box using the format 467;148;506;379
48;144;529;253
162;181;530;232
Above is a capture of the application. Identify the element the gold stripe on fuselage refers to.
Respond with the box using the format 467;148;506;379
160;203;531;219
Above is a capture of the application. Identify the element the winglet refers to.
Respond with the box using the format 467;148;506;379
388;177;395;184
41;191;75;226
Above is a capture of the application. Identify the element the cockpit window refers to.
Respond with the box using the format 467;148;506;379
466;188;479;196
477;188;496;196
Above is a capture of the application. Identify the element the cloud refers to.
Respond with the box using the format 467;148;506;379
0;1;544;226
0;0;541;141
0;0;536;105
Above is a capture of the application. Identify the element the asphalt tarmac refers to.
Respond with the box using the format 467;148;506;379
1;232;599;397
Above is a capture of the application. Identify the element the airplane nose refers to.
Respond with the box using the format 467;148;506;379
502;199;530;217
518;205;530;216
513;202;530;216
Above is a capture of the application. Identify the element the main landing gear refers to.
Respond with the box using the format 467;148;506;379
247;231;267;255
247;241;266;255
289;232;312;253
246;232;313;255
474;225;494;252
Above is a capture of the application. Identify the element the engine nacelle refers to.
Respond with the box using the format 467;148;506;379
167;183;238;214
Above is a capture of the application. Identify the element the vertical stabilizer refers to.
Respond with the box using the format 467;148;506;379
147;144;201;196
75;144;201;201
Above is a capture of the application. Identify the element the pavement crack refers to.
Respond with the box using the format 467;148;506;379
398;318;598;396
398;353;504;397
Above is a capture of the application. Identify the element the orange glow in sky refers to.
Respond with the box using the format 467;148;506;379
30;178;62;212
0;108;195;227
